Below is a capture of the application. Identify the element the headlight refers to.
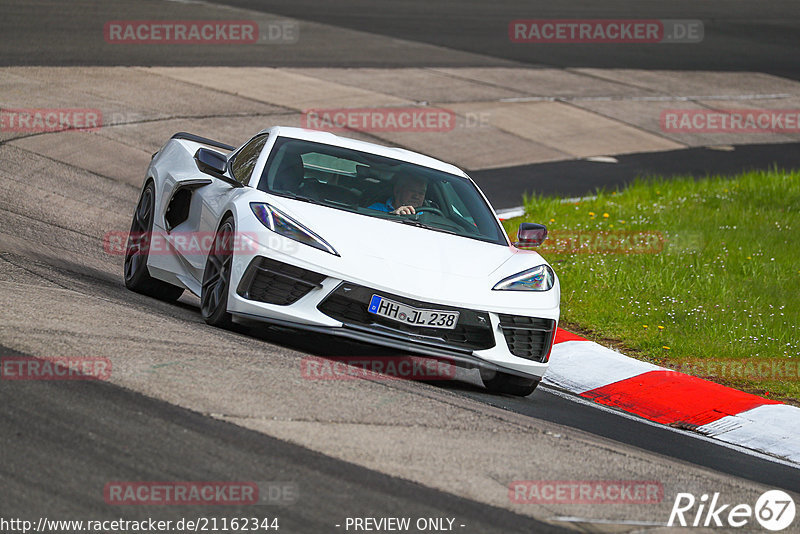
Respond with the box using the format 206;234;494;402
493;265;554;291
250;203;338;256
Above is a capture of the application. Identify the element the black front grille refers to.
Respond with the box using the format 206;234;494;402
237;257;326;305
498;314;556;362
318;283;495;351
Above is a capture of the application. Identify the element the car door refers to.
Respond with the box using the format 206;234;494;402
167;134;270;287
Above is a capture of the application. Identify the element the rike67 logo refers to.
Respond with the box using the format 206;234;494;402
668;490;796;531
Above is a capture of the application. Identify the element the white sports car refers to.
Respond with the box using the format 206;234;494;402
124;127;559;395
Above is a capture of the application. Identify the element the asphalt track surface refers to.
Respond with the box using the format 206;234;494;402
213;0;800;77
0;344;563;533
0;0;798;78
472;141;800;209
3;1;800;532
0;233;797;529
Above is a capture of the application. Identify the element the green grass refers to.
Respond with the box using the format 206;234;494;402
503;168;800;402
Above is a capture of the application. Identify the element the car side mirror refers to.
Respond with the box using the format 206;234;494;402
516;223;548;247
194;147;242;187
195;147;228;177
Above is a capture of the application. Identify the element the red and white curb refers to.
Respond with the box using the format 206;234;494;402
544;329;800;464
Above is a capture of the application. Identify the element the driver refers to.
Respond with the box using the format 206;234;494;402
368;174;427;215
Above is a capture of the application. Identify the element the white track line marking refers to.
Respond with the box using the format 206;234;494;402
500;93;792;103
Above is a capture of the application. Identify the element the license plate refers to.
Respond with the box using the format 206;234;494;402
368;295;459;330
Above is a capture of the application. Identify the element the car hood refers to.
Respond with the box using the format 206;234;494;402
254;196;558;312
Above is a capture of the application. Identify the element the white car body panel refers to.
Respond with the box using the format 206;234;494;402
136;126;560;381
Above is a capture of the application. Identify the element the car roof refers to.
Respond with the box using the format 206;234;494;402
256;126;469;178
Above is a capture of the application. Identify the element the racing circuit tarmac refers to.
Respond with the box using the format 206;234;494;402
2;1;800;532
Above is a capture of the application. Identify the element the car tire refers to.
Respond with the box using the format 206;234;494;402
481;369;539;397
124;181;185;301
201;216;235;328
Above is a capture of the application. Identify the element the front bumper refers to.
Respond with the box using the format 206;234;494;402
228;252;558;380
232;312;541;379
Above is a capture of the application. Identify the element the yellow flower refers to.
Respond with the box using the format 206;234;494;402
642;324;648;329
663;346;670;350
588;211;595;217
657;325;665;330
549;218;555;223
609;224;614;228
602;213;609;218
746;256;752;260
620;220;626;224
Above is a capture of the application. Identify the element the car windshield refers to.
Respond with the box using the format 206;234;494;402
256;136;508;246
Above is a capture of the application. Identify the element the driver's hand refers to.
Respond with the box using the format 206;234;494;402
392;205;416;215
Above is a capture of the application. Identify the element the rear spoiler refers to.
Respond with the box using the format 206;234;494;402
171;132;236;152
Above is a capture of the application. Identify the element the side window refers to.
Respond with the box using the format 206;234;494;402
230;134;269;184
